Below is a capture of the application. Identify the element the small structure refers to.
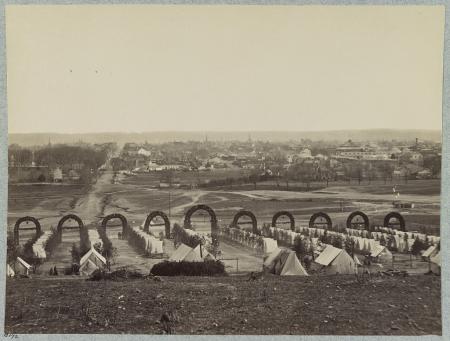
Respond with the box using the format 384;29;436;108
314;245;357;275
263;248;308;276
79;247;107;276
430;253;440;275
370;245;393;263
14;257;32;276
53;167;63;182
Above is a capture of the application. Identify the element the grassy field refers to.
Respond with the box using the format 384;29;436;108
4;275;441;335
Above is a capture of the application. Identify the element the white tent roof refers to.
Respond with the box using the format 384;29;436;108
16;257;32;269
169;243;193;262
422;245;437;258
315;245;342;266
370;245;389;258
80;247;107;266
263;248;282;268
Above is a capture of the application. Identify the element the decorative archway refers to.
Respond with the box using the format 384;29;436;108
309;212;332;229
144;211;171;238
57;214;84;233
14;216;42;246
231;210;258;234
271;211;295;231
101;213;128;235
183;204;218;237
384;212;405;231
346;211;370;230
56;214;87;247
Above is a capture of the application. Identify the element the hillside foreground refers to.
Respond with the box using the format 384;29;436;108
5;274;441;335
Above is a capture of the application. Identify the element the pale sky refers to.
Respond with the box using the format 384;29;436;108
6;5;445;134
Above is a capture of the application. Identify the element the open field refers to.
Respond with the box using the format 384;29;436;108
8;171;441;239
4;275;441;335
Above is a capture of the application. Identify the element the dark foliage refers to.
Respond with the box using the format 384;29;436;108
150;260;226;276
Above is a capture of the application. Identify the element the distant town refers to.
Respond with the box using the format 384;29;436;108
8;135;442;188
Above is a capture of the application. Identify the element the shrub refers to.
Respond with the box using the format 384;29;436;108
150;260;226;276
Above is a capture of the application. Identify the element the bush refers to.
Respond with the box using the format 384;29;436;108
88;268;145;281
150;260;226;276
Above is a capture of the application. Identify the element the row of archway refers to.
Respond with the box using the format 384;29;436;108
13;206;406;246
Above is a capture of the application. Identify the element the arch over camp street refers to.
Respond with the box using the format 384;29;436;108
231;210;258;234
384;212;406;231
309;212;332;229
346;211;370;230
183;204;218;237
14;216;42;246
144;211;171;238
271;211;295;231
101;213;128;235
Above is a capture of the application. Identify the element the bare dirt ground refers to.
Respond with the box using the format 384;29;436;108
4;275;441;335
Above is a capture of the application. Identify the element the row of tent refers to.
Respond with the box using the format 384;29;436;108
168;243;213;262
221;227;279;254
374;227;440;245
263;244;360;276
31;231;52;259
130;226;164;254
269;226;427;254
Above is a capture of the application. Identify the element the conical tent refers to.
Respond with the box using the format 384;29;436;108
183;245;211;262
280;251;308;276
263;249;308;276
169;243;193;262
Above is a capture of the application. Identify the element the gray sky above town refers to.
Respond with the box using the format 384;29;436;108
6;5;444;134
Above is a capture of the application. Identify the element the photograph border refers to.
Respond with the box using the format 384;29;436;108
0;1;448;340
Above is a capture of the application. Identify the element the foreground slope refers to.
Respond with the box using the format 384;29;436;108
5;275;440;335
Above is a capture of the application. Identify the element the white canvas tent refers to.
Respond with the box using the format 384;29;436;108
169;243;193;262
370;245;393;263
79;247;107;276
263;238;278;255
314;245;357;275
183;245;212;262
263;248;308;276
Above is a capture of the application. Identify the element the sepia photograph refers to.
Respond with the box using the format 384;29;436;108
2;4;445;336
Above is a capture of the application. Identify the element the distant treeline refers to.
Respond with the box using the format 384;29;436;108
8;144;111;170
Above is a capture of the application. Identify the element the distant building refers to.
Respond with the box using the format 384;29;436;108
53;167;63;182
137;148;151;157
